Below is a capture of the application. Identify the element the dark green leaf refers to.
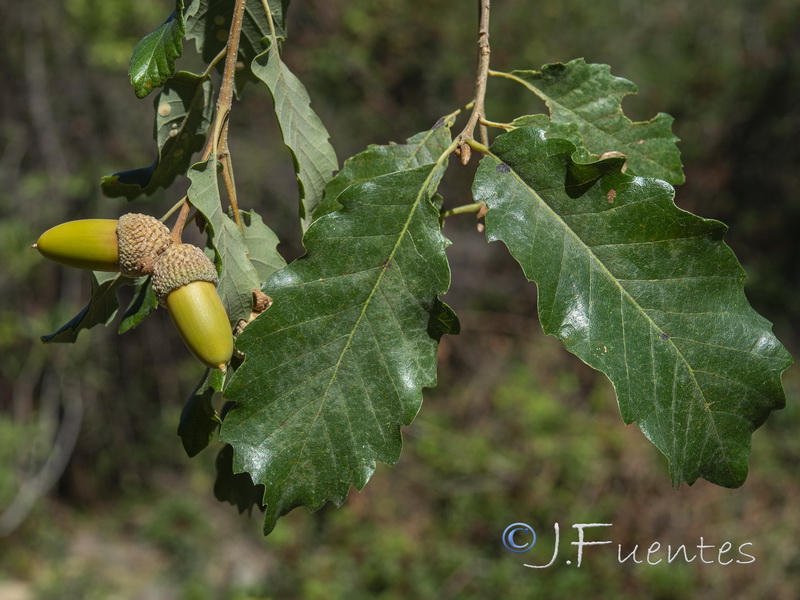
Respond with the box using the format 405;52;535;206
221;156;457;534
118;277;158;334
252;46;338;230
499;59;684;184
473;126;792;487
315;125;453;219
214;443;265;514
128;2;186;98
240;209;286;283
187;158;261;324
179;369;225;457
42;272;125;343
511;114;593;164
185;0;291;92
102;71;214;200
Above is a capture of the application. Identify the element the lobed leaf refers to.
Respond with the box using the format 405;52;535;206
118;277;158;334
214;444;265;514
187;158;262;325
511;114;592;164
42;272;125;343
315;125;453;219
499;59;684;184
473;126;791;487
102;72;214;200
252;45;338;230
220;154;458;534
185;0;291;92
128;1;186;99
179;369;225;457
240;209;286;283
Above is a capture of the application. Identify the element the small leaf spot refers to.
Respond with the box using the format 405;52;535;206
216;29;228;42
496;163;511;174
661;332;670;340
637;139;645;144
606;189;617;203
213;15;226;25
158;102;172;118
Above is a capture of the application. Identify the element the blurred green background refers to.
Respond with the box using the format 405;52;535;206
2;0;799;598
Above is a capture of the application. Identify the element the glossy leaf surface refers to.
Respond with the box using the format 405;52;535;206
500;59;684;184
473;126;791;487
221;154;458;533
128;2;185;98
315;126;453;219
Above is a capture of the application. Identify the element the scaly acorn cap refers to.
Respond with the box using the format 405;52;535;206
116;213;172;278
152;243;232;371
152;243;219;305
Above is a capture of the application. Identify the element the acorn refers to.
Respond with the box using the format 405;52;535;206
34;213;171;277
152;243;233;371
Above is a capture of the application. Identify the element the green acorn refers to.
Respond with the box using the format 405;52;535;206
152;243;233;371
33;213;171;277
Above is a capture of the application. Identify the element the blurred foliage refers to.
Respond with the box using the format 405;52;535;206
1;0;798;597
2;328;799;598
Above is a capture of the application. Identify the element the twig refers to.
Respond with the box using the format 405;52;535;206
170;200;192;243
215;0;248;132
184;0;248;232
199;0;247;163
220;124;243;229
457;0;491;165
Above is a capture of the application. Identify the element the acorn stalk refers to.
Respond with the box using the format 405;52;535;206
152;243;233;371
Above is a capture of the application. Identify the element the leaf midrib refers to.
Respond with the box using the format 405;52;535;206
285;145;455;487
490;152;730;471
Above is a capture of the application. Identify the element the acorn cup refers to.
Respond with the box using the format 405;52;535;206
152;243;233;371
34;213;171;277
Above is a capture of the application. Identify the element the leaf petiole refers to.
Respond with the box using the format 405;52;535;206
201;45;228;79
439;202;485;219
465;137;491;155
480;118;515;131
160;195;189;222
261;0;280;52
